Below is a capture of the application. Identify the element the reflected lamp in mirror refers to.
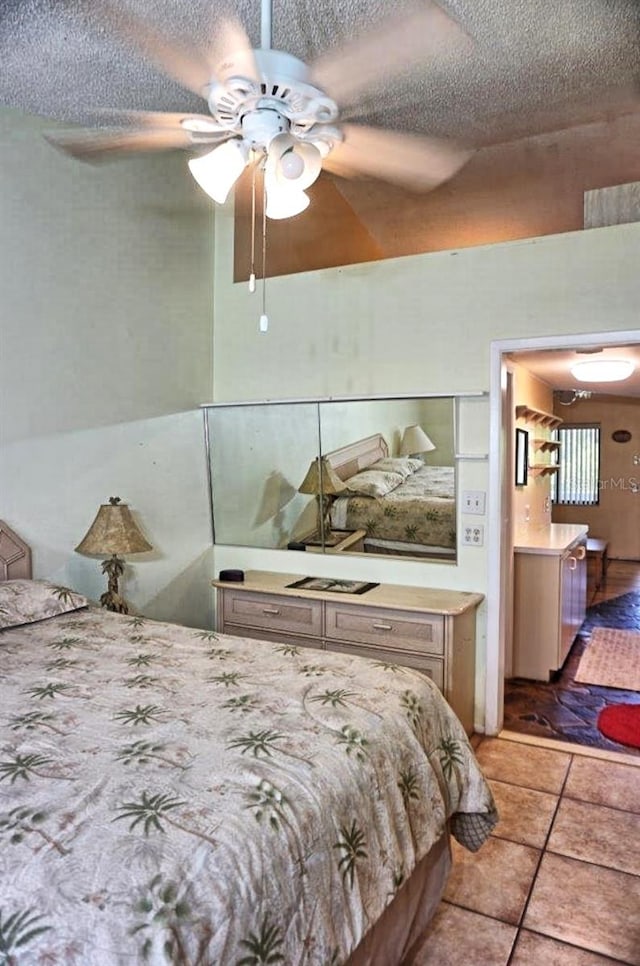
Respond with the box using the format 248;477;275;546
399;425;436;460
298;457;346;538
75;496;152;614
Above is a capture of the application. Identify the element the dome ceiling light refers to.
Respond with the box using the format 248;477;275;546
570;359;635;383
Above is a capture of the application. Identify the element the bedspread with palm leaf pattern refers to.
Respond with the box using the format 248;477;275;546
0;606;496;965
330;466;456;549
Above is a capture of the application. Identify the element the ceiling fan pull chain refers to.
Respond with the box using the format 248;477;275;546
249;162;257;293
259;166;269;333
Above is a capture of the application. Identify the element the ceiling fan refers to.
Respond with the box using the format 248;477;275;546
47;0;475;220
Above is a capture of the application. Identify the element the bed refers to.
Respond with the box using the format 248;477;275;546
326;435;457;559
0;521;496;965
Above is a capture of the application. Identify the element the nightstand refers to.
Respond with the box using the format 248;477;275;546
299;529;367;553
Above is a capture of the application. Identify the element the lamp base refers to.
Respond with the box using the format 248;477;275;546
100;554;129;614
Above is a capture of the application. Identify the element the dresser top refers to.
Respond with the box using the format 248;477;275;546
213;570;484;616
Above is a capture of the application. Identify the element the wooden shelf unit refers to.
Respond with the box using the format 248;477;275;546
533;438;561;453
515;405;563;429
529;464;560;476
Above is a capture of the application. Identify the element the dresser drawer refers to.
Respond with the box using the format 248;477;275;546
325;602;444;655
326;641;444;692
222;590;322;638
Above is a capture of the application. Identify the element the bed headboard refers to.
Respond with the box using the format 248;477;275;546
0;521;32;580
324;433;389;482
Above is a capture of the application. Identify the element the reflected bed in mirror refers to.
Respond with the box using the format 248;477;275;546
204;395;457;563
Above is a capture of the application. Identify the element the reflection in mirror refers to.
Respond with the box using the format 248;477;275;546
319;398;456;561
207;403;320;549
205;396;456;562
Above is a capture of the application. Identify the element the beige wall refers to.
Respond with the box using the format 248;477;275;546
0;108;216;626
512;362;555;532
552;394;640;559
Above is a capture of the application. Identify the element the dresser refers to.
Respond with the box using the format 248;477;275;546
213;570;483;734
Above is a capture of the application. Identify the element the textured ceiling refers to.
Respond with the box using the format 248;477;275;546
0;0;639;146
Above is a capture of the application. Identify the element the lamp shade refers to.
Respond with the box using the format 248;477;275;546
399;425;436;456
265;184;310;220
298;458;346;496
188;139;249;204
75;497;152;556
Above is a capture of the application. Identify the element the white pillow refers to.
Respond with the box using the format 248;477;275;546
370;457;422;479
0;579;89;630
345;469;404;498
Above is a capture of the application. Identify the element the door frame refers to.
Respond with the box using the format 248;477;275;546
485;327;640;735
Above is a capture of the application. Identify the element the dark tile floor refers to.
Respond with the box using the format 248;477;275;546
504;561;640;758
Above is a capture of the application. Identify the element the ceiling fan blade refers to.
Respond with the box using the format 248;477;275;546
79;0;215;97
309;2;472;111
45;127;218;162
323;124;473;191
209;16;260;85
92;110;227;133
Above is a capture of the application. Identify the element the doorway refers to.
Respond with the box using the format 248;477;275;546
486;328;640;741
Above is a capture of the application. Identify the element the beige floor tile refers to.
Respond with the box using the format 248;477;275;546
564;755;640;813
524;853;640;964
408;902;516;965
443;836;540;925
511;931;623;965
475;737;571;793
548;798;640;876
489;778;558;848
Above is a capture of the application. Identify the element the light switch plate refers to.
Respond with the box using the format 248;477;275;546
462;490;486;515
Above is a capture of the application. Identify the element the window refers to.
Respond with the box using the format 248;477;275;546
552;424;600;505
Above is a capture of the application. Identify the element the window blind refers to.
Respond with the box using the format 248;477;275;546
552;425;600;505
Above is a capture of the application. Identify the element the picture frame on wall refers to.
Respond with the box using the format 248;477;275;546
515;428;528;486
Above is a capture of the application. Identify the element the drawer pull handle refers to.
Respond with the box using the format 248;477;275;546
262;607;281;615
372;622;393;631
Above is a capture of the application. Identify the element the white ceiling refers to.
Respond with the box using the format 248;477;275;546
509;343;640;398
0;0;639;148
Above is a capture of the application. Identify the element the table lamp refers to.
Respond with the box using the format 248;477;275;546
399;425;436;460
75;496;152;614
298;457;346;537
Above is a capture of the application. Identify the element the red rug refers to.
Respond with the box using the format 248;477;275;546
597;704;640;749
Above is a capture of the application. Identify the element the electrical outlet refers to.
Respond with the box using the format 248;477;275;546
462;524;484;546
462;490;486;515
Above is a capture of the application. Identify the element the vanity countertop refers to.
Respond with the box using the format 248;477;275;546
514;523;589;555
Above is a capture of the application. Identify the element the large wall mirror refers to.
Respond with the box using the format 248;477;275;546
204;395;458;562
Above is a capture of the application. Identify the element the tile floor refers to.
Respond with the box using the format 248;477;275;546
408;734;640;965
